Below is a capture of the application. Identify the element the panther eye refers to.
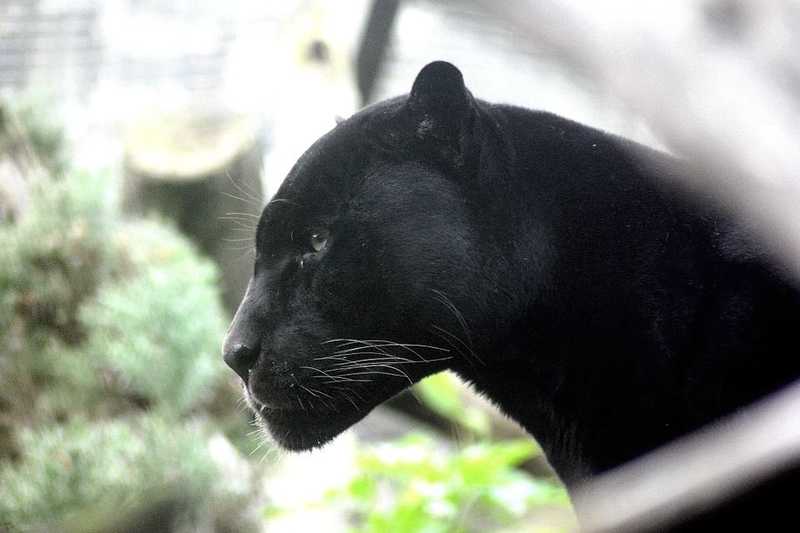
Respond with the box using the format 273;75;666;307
309;230;329;253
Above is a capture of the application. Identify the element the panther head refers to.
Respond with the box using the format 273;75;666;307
222;62;506;450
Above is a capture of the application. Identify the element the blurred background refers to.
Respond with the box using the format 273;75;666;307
1;0;798;532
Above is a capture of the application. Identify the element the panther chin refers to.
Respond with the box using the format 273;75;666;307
245;391;374;451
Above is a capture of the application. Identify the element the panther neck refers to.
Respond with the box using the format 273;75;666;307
453;319;685;488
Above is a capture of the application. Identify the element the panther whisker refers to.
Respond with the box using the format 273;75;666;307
431;290;484;366
324;339;393;352
430;324;483;367
388;344;441;362
221;190;261;207
330;345;394;356
298;385;336;411
312;355;351;362
300;384;320;398
328;355;418;366
343;341;449;363
349;388;367;404
219;217;257;231
333;349;452;364
355;339;451;352
321;338;366;345
248;438;267;457
431;290;473;341
314;376;372;383
318;397;338;412
331;339;394;357
334;389;361;411
330;356;454;369
339;341;450;353
328;362;409;373
333;369;413;385
251;427;280;465
303;365;369;383
225;170;262;204
330;342;449;356
266;197;300;208
305;386;335;401
308;387;339;413
322;339;452;374
333;370;407;380
226;228;256;236
234;395;250;413
330;385;366;401
430;325;466;357
300;365;353;381
223;211;261;219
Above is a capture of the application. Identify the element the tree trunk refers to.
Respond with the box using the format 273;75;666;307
122;109;266;313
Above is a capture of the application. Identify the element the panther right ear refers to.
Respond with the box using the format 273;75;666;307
406;61;475;165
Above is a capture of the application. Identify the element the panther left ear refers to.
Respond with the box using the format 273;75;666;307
407;61;475;165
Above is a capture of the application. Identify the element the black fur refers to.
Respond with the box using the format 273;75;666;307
223;61;800;529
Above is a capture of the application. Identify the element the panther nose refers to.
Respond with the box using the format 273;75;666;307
223;343;259;382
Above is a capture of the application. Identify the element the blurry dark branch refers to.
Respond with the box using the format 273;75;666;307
468;0;800;280
356;0;400;105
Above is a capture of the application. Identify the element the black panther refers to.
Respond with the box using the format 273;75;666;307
223;61;800;530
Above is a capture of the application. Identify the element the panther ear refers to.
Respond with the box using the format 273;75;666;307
409;61;472;116
407;61;475;164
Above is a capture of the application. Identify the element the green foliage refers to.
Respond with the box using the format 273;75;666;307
326;434;571;533
2;93;68;175
0;169;115;344
0;163;247;528
0;168;228;427
81;226;227;415
415;372;491;437
0;414;254;532
0;101;263;532
0;169;118;433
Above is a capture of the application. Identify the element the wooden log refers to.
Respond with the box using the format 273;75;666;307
122;108;266;313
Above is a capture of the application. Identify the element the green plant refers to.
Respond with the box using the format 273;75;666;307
0;414;256;532
0;109;258;532
323;434;571;533
0;169;229;427
81;230;227;415
0;170;119;436
0;169;115;344
415;372;491;437
2;93;68;176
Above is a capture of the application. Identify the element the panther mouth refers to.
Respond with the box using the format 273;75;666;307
239;340;454;450
247;390;373;451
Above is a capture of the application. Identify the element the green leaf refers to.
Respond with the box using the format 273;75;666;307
415;372;491;437
319;434;571;533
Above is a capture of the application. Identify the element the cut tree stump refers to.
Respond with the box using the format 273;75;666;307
122;108;266;313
